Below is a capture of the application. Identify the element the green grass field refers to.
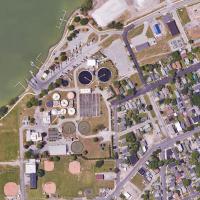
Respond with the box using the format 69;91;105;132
28;158;114;199
0;166;19;199
0;107;19;161
177;7;191;25
0;0;84;106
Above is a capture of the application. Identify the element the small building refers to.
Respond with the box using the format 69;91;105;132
192;115;200;124
25;159;36;174
87;59;96;67
26;130;42;142
174;121;183;132
96;174;104;180
80;88;92;94
48;143;68;156
135;42;150;52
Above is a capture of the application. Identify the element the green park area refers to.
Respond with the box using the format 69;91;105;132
0;107;19;161
177;7;191;25
28;158;114;199
0;166;19;199
0;0;84;106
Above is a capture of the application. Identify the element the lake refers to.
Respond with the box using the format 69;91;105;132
0;0;83;106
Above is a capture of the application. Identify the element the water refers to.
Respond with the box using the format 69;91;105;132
0;0;83;106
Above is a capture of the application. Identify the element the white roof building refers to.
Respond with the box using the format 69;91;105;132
43;112;51;124
91;0;128;27
80;88;92;94
25;159;36;174
26;130;42;142
175;122;182;132
48;143;67;155
87;59;96;67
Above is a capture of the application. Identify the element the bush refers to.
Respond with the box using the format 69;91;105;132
68;25;75;31
37;169;45;177
93;137;99;142
81;0;93;12
9;96;19;106
74;16;81;23
24;150;33;159
0;106;8;118
80;18;89;25
53;156;60;162
95;160;104;168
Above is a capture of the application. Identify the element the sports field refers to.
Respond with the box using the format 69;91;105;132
0;0;83;106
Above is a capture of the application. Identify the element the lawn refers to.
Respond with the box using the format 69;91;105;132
28;158;114;199
177;7;191;25
128;24;144;40
94;160;115;173
0;166;19;199
144;95;156;118
146;26;154;38
130;73;143;88
135;34;172;64
131;173;146;191
100;34;121;48
0;108;19;161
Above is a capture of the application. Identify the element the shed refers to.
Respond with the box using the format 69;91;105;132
96;174;104;180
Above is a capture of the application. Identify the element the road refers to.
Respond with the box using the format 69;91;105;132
19;127;26;200
113;106;121;184
111;62;200;105
104;127;200;200
160;151;167;200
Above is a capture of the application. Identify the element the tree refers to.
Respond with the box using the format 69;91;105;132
93;137;99;142
36;142;44;149
53;156;60;162
0;106;8;118
24;150;33;159
37;169;45;177
68;25;75;31
190;151;199;165
95;160;104;168
60;55;68;62
9;96;19;106
39;89;48;98
147;105;153;111
81;0;93;12
30;117;35;124
171;51;181;62
191;94;200;107
182;178;191;187
74;16;81;23
80;18;89;25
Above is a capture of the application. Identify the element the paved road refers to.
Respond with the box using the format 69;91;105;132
104;127;200;200
113;106;121;184
122;24;146;85
111;62;200;105
160;151;167;200
19;127;26;200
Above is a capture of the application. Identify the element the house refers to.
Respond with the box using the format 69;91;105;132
26;130;42;142
174;121;183;132
48;143;68;155
129;154;139;166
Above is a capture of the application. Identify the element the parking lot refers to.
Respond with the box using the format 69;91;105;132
80;93;100;117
